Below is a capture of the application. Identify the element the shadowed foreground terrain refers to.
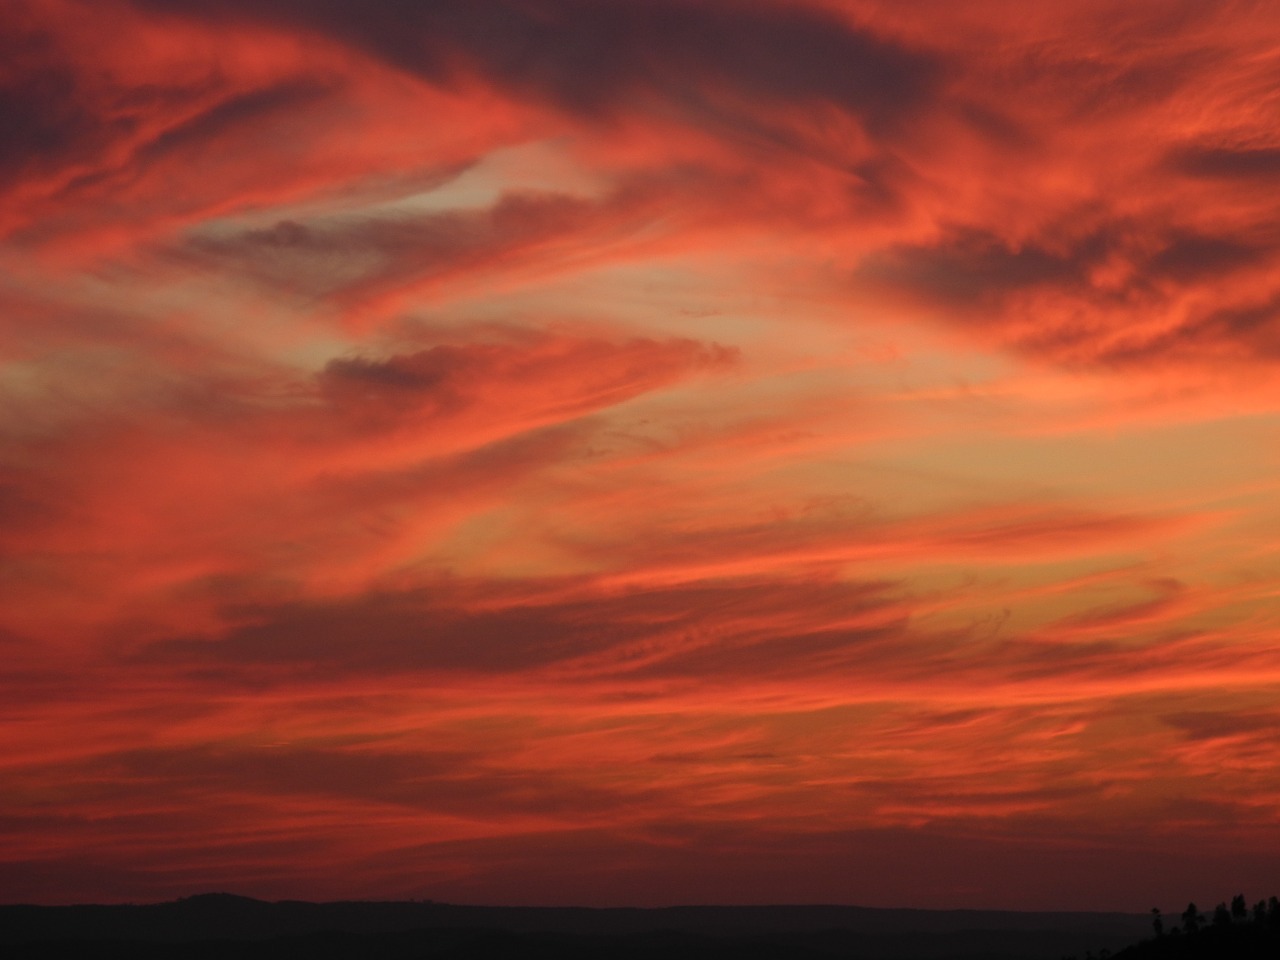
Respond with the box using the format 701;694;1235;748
0;894;1151;959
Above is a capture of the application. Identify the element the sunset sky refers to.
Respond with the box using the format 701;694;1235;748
4;0;1280;911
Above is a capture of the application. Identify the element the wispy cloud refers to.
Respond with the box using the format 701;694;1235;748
4;0;1280;910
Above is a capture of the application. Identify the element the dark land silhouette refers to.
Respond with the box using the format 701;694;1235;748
5;892;1278;959
1108;896;1280;960
0;893;1156;959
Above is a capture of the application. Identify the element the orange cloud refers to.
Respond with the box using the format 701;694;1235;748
4;0;1280;912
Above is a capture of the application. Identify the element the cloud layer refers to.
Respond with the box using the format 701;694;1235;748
3;0;1280;910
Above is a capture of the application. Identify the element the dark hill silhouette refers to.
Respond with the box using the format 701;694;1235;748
1113;928;1280;960
0;894;1151;960
1108;897;1280;960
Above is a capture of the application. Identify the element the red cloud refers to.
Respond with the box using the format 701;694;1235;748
5;0;1280;910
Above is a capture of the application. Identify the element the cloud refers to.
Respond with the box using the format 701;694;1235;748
0;326;734;649
176;185;696;325
1167;144;1280;181
1162;710;1280;742
77;741;641;819
116;495;1202;692
0;1;536;253
7;0;1280;910
858;228;1088;310
133;576;904;681
130;0;943;127
853;221;1280;365
315;334;735;435
0;34;101;187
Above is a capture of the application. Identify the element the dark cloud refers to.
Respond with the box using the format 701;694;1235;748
106;742;469;805
0;13;322;191
1162;711;1280;741
182;190;612;306
130;0;943;130
93;741;651;818
0;63;98;185
1101;292;1280;364
141;589;617;674
175;163;812;317
1168;144;1280;180
0;22;123;188
855;221;1280;363
127;80;334;168
1145;231;1272;283
136;577;898;679
858;224;1271;312
855;228;1099;311
323;352;454;394
314;334;734;427
629;618;906;680
319;347;479;413
993;638;1129;683
1182;294;1280;352
1;0;946;254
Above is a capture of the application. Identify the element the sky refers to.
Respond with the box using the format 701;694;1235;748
3;0;1280;912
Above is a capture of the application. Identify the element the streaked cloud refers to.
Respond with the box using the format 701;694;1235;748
3;0;1280;911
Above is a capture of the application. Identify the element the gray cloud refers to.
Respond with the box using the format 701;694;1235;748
1168;145;1280;181
130;0;943;131
136;577;900;679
